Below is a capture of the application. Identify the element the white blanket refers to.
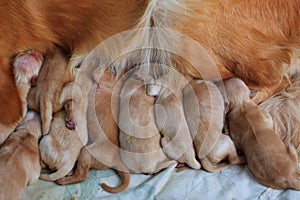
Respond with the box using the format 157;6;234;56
24;163;300;200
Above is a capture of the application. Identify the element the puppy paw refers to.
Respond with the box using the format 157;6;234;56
66;119;77;130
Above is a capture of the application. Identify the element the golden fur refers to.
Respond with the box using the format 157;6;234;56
225;78;300;190
119;69;176;174
57;69;131;193
260;73;300;151
0;0;148;132
0;111;42;200
119;0;300;103
0;50;42;144
39;109;88;181
27;48;82;134
146;67;200;169
183;79;244;172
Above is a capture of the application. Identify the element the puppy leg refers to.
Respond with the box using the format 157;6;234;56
64;100;77;130
59;83;82;130
56;147;93;185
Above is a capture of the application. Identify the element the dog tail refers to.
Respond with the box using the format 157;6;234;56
119;0;195;77
101;164;130;193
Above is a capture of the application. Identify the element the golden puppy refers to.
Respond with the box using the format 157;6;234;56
183;80;244;172
123;0;300;104
39;109;88;181
0;0;148;138
0;111;42;200
27;48;82;134
57;69;131;193
145;67;200;169
119;69;176;174
260;73;300;151
225;78;300;190
0;50;42;145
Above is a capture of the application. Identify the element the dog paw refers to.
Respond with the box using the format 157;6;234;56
66;119;77;130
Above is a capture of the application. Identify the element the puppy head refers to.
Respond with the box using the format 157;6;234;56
13;50;43;86
224;78;250;106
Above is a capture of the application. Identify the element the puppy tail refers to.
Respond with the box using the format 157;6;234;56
101;169;130;193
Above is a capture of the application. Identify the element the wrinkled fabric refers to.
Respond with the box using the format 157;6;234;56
24;164;300;200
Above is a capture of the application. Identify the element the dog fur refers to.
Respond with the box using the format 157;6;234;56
144;66;200;169
27;48;83;135
260;73;300;152
119;68;176;174
225;78;300;190
56;69;131;193
0;0;148;135
183;79;244;172
0;111;42;200
121;0;300;104
39;109;88;181
0;50;42;145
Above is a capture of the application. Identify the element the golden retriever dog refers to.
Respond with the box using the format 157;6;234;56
260;72;300;152
27;47;83;135
0;0;148;137
144;66;200;169
0;50;42;145
225;78;300;190
0;111;42;200
122;0;300;104
119;69;176;174
57;69;131;193
183;79;244;172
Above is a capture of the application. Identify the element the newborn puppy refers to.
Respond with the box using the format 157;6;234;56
57;69;131;193
39;108;88;181
119;69;176;174
146;67;200;169
0;50;42;145
225;78;300;190
0;111;42;200
183;80;244;172
27;48;82;134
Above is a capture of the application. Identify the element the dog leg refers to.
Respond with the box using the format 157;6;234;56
56;147;93;185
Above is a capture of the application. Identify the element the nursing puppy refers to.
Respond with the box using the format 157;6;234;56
27;48;82;134
145;66;200;169
260;73;300;152
0;50;42;145
39;108;88;181
123;0;300;104
119;68;176;174
183;80;244;172
0;111;42;200
0;0;148;137
225;78;300;190
57;69;131;193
